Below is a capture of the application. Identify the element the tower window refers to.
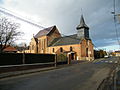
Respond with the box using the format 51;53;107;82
60;47;63;52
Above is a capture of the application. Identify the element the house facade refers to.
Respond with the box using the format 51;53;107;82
3;46;17;53
114;51;120;56
28;15;94;61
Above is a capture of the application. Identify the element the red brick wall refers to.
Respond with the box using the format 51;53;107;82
80;39;94;60
49;44;81;60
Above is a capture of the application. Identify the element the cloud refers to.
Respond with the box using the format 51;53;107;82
0;0;120;50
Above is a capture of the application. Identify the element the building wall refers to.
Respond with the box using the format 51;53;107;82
80;39;94;60
28;27;94;61
37;36;47;53
48;39;94;61
36;28;61;54
29;37;94;61
29;28;61;54
29;38;37;53
115;52;120;56
49;44;82;60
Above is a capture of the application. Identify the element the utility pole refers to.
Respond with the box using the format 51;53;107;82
111;0;120;89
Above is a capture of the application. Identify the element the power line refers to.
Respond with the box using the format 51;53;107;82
0;7;45;29
0;7;100;50
0;7;80;41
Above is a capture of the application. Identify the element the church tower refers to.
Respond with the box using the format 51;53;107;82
76;15;89;39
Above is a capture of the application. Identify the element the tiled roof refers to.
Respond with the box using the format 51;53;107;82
3;46;17;52
49;34;81;47
34;26;55;38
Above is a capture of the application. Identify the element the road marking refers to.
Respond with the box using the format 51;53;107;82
105;61;108;62
115;61;118;63
109;61;113;63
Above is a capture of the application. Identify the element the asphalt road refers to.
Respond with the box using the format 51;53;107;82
0;57;118;90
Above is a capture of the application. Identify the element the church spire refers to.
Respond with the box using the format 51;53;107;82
76;15;90;39
76;15;89;30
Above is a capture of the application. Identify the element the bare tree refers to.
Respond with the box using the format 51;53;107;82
0;17;22;53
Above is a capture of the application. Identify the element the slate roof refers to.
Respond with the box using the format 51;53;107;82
49;34;81;47
76;15;89;29
34;26;55;38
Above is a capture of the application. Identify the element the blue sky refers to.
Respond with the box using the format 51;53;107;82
0;0;3;3
0;0;120;51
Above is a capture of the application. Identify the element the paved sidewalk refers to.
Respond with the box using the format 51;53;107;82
0;60;88;80
0;67;56;79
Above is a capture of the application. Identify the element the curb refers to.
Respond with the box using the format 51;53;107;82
0;67;56;79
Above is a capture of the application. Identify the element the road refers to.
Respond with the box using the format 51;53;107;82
0;57;118;90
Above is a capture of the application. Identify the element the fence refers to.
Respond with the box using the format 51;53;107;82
0;53;69;73
0;53;55;66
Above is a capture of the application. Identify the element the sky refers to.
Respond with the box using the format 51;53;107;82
0;0;120;51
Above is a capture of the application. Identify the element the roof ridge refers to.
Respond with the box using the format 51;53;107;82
62;34;77;37
34;25;55;38
46;26;55;35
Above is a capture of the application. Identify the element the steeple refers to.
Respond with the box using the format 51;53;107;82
76;15;89;39
76;15;89;30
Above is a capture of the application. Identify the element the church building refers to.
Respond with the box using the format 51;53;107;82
28;15;94;61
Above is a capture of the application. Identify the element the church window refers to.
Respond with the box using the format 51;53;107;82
60;47;63;52
42;40;44;49
70;46;73;51
53;48;55;53
44;39;46;48
86;48;88;57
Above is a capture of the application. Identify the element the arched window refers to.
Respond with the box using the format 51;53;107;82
53;48;55;53
70;46;72;51
60;47;63;52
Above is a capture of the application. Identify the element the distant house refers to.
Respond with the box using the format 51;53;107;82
28;15;94;61
114;51;120;56
3;46;17;53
